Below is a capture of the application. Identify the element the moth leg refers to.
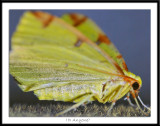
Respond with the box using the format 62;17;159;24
55;94;94;117
124;92;135;107
106;86;124;116
130;89;150;116
107;101;116;116
134;96;150;116
137;95;151;111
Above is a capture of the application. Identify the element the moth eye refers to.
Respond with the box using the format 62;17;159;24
132;82;139;90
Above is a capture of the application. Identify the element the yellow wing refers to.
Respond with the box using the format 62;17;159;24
10;11;123;93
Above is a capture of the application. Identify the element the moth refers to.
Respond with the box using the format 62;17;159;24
9;11;150;116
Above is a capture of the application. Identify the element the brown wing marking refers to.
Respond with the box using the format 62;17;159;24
69;13;87;26
116;54;122;59
122;61;128;71
97;34;111;45
31;11;54;27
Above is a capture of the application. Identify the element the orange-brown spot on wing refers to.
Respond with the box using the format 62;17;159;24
75;17;87;26
31;11;54;27
116;54;122;59
69;13;78;21
98;34;111;45
69;13;87;26
43;16;54;27
122;60;128;71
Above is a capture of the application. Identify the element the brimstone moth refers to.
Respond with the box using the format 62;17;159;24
9;11;150;116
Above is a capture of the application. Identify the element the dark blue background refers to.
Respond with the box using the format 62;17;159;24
9;10;150;106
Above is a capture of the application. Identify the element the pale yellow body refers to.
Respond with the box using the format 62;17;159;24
34;77;131;103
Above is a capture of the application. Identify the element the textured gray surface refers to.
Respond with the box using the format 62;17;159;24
9;102;150;117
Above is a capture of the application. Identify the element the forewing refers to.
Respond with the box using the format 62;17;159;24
10;11;120;92
61;13;128;72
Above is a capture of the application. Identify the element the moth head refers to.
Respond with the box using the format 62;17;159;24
130;75;142;97
124;71;142;96
124;71;142;87
132;75;142;89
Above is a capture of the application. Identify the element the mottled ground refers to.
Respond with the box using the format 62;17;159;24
9;101;150;117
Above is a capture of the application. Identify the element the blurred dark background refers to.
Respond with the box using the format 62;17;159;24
9;10;150;106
